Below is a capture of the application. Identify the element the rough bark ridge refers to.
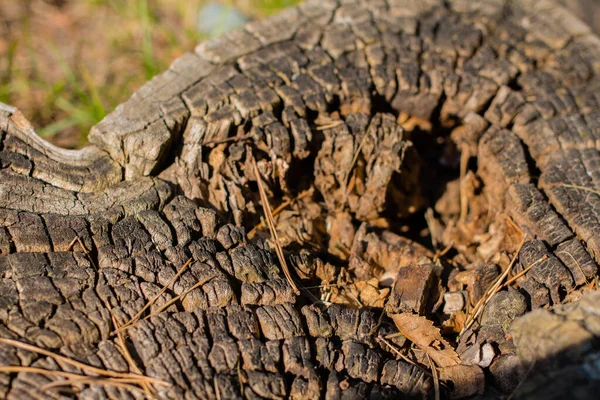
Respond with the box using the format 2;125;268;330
1;0;600;398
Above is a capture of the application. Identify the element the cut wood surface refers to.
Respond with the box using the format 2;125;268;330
2;0;600;398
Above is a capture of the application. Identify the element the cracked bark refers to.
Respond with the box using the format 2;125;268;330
2;0;600;399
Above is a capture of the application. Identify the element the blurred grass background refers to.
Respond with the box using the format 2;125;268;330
0;0;299;148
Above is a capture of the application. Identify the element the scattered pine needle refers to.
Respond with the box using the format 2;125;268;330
41;377;152;395
0;366;151;396
505;215;524;235
116;258;192;333
141;275;216;321
214;376;222;400
461;234;527;336
557;250;591;286
433;242;453;264
67;235;164;397
559;183;600;196
344;130;372;188
247;189;312;239
377;336;432;377
67;235;98;270
425;208;440;249
0;339;170;387
0;366;92;381
1;338;132;380
109;310;156;398
250;154;300;295
503;255;547;288
66;236;79;252
427;353;440;400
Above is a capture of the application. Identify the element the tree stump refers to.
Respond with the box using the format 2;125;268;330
2;0;600;398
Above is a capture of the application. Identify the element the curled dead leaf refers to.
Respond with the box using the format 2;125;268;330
442;310;467;335
328;278;390;308
355;278;390;308
391;313;460;368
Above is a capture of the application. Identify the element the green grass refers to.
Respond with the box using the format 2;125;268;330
36;43;106;139
256;0;300;15
0;0;299;147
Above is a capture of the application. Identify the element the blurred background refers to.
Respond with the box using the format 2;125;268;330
0;0;597;149
0;0;299;148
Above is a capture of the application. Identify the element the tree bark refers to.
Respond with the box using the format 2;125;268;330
1;0;600;398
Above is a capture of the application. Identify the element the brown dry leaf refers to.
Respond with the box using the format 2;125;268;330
391;313;460;368
438;364;485;399
328;286;359;307
350;224;433;281
326;211;356;260
356;278;390;308
442;311;467;335
327;278;389;308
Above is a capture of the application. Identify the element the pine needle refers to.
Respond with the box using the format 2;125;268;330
109;309;156;397
67;235;98;270
250;155;300;295
427;353;440;400
0;339;169;387
559;183;600;196
557;249;590;286
117;258;192;332
461;234;527;336
344;129;372;188
41;377;149;396
214;376;222;400
503;255;547;288
377;336;432;377
0;366;155;396
142;275;216;321
247;189;312;239
68;235;165;398
458;144;470;223
0;366;91;380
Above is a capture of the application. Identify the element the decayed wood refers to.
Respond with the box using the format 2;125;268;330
2;0;600;399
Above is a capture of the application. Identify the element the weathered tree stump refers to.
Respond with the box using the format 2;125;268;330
2;0;600;398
